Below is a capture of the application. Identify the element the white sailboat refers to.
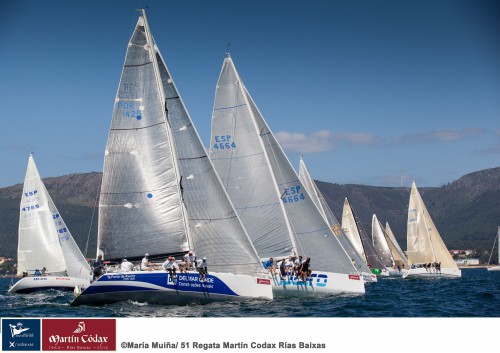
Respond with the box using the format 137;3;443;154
404;181;461;278
385;222;409;268
487;227;500;272
72;10;272;306
341;199;388;277
209;54;365;296
9;155;91;294
372;215;406;277
298;158;377;283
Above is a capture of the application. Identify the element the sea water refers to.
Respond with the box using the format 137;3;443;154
1;268;498;318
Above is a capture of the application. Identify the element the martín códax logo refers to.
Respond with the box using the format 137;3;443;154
42;318;116;351
2;319;41;351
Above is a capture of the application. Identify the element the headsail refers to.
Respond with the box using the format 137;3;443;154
18;155;91;279
372;214;394;267
385;222;408;266
298;158;370;273
407;181;458;269
210;55;357;275
341;198;386;270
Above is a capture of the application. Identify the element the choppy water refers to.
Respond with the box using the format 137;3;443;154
1;268;498;317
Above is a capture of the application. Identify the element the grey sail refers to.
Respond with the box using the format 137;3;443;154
372;214;394;267
209;55;294;259
98;16;188;261
154;47;265;276
210;55;357;275
98;13;264;277
298;158;370;274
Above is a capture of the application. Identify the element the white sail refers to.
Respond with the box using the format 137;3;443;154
342;198;386;271
210;55;357;275
385;222;408;266
298;158;370;273
407;181;458;270
372;215;394;267
17;155;91;280
98;13;264;277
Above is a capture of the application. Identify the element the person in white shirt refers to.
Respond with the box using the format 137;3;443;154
162;256;179;279
197;257;208;281
294;255;303;277
183;251;196;271
120;259;134;272
141;253;154;271
285;256;294;277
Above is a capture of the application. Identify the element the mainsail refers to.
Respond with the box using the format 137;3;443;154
17;155;91;280
210;55;357;274
298;158;370;273
407;181;458;269
98;12;264;276
341;198;386;270
385;222;408;266
372;214;394;267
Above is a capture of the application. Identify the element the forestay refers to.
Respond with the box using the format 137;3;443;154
210;55;356;275
407;181;458;269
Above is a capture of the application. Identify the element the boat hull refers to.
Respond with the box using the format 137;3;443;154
403;267;461;278
9;276;90;294
362;272;378;283
387;268;407;277
487;265;500;272
71;271;272;306
271;271;365;297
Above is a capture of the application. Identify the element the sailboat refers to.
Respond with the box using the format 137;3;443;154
404;181;461;278
9;155;91;294
72;10;272;306
209;54;364;297
341;198;388;277
298;158;377;283
385;222;409;268
487;227;500;272
372;215;406;277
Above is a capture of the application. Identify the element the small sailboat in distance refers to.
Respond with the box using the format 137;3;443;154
487;227;500;272
404;181;461;278
372;215;406;277
342;198;389;277
9;155;92;294
72;10;272;306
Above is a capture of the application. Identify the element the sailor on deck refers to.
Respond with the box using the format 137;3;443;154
120;259;134;272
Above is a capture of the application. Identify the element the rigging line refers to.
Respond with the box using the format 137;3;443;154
188;215;238;221
101;183;177;195
84;174;101;258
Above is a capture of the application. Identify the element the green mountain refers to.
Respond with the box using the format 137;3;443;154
0;167;498;262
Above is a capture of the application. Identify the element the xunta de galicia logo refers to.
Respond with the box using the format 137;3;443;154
2;318;41;351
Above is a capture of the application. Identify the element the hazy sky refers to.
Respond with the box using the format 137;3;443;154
1;0;498;188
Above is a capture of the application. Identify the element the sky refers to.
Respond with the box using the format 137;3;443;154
0;0;499;188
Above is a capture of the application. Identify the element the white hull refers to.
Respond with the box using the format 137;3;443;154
271;271;365;297
9;276;90;294
71;271;272;306
387;268;407;277
403;267;461;278
362;272;378;283
487;265;500;272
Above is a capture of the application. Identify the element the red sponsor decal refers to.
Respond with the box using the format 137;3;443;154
42;319;116;351
257;278;271;285
348;274;360;280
